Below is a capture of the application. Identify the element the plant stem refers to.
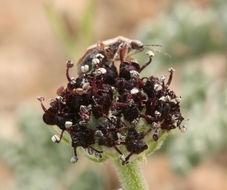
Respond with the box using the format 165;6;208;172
113;159;149;190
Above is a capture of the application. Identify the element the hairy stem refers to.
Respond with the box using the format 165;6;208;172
113;159;148;190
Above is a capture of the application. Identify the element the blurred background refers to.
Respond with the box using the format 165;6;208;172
0;0;227;189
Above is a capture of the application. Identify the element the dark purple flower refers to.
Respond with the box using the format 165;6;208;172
38;49;185;165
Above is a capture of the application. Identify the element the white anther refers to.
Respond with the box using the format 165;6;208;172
117;133;126;141
56;96;62;100
81;65;89;73
71;79;76;85
51;135;60;143
152;122;158;129
97;68;107;74
159;96;166;102
119;154;126;162
180;126;187;133
82;82;90;90
80;105;87;112
65;121;73;129
168;67;175;72
159;75;166;82
130;70;139;77
130;88;139;94
146;50;155;57
154;84;162;91
93;69;102;76
81;66;85;72
128;99;134;106
155;111;161;117
95;130;104;137
111;115;117;122
95;152;102;158
79;120;87;126
175;97;181;103
117;133;122;139
70;156;78;163
172;115;178;121
92;58;100;66
166;95;171;101
141;90;148;101
95;53;104;59
132;119;138;125
87;148;93;155
81;78;86;85
84;65;89;72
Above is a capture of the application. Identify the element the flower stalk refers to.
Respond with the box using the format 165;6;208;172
114;159;148;190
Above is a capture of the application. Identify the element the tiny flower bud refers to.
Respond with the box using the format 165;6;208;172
66;60;74;68
56;86;64;95
153;134;158;141
37;96;45;101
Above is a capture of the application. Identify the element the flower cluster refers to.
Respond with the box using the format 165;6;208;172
38;49;184;165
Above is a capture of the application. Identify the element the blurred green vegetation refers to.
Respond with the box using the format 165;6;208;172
0;107;104;190
137;1;227;65
136;0;227;175
45;0;96;60
0;1;105;189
